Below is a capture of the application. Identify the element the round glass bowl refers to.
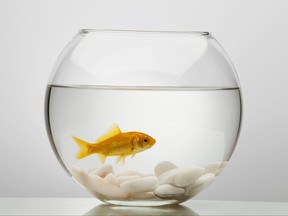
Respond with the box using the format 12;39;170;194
45;29;242;206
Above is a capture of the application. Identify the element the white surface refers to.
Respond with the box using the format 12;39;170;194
0;198;287;215
1;0;288;201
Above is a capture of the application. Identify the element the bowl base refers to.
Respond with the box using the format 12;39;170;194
104;198;182;207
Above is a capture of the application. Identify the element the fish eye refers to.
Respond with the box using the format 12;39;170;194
143;138;149;143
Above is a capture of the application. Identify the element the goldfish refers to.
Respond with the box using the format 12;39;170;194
72;124;156;164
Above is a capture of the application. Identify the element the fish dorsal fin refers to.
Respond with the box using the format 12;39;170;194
96;123;122;143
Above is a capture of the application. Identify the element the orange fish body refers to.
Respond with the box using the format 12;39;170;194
72;124;156;164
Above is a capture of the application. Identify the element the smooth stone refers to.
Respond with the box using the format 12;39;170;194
131;192;156;199
174;166;205;187
87;167;98;174
154;161;177;177
117;175;141;184
104;173;120;187
89;164;114;178
154;184;185;198
70;166;89;186
142;174;156;177
203;161;228;176
88;175;129;199
158;168;179;185
117;170;143;176
185;173;215;196
120;176;158;193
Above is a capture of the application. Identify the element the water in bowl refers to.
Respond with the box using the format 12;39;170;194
45;85;241;206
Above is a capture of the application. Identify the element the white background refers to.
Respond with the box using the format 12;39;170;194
0;0;287;201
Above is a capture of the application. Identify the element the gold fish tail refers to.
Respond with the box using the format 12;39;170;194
72;136;92;159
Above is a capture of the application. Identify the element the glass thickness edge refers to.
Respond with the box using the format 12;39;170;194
47;84;240;91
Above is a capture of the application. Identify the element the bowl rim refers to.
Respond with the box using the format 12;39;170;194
79;29;210;36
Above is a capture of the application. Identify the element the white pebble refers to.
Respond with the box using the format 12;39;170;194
117;175;141;184
174;166;205;187
121;176;158;193
142;173;156;177
154;161;177;176
89;164;114;178
88;175;129;199
204;161;227;176
131;192;156;199
70;166;89;187
185;173;215;196
117;170;143;176
154;184;185;198
158;168;179;185
104;173;120;187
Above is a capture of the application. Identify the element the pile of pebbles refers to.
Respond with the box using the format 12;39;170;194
70;161;226;201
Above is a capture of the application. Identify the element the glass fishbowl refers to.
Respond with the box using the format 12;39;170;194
45;29;242;206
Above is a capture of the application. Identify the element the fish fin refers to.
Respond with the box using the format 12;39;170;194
115;156;122;164
72;136;90;159
115;155;126;165
98;154;107;164
96;123;122;143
